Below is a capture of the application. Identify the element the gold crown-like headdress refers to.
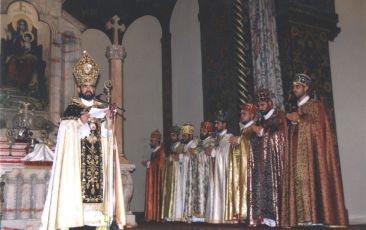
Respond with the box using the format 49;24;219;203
181;123;195;135
73;51;100;86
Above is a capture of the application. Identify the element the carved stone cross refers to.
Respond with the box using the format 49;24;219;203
106;15;126;45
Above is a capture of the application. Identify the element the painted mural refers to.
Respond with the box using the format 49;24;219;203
1;1;50;111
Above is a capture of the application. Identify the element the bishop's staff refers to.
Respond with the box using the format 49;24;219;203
104;80;120;230
104;14;128;229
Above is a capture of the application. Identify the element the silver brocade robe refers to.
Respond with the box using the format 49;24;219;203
182;139;199;221
192;136;213;220
172;139;197;221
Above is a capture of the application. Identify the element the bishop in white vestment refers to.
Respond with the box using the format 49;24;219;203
40;51;126;230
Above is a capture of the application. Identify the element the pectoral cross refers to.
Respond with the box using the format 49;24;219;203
106;15;126;45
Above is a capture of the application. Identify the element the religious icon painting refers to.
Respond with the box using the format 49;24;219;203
1;1;51;111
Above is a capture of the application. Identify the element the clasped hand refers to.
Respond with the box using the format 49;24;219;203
229;136;239;145
286;112;300;122
80;108;115;124
251;124;263;136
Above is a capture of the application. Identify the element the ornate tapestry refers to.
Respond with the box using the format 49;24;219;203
275;0;340;152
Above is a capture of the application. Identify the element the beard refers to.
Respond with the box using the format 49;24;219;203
150;142;159;149
241;119;250;125
260;108;270;116
200;133;209;140
180;138;191;145
79;91;95;101
170;137;179;143
294;90;305;99
215;127;224;134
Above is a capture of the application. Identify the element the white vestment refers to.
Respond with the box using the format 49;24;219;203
206;130;232;223
40;104;126;229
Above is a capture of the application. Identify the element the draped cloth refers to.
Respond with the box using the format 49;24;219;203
40;119;126;230
248;111;287;226
249;0;284;109
281;99;348;227
224;127;252;223
161;142;184;221
206;131;232;223
144;144;166;222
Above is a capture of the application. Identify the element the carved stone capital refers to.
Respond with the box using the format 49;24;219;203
105;45;127;60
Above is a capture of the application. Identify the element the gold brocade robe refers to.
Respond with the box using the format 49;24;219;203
224;125;253;223
144;144;166;221
40;98;126;230
161;142;184;221
281;99;348;227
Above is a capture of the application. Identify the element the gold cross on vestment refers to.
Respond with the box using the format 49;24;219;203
105;15;126;45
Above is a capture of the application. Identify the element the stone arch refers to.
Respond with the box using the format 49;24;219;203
122;15;163;211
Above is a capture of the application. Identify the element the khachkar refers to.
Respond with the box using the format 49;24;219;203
105;15;136;227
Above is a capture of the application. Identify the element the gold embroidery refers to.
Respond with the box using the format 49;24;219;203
81;118;104;203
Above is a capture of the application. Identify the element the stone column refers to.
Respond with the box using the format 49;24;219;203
233;0;253;106
105;45;127;160
198;0;253;134
160;25;173;148
105;15;127;161
105;16;136;228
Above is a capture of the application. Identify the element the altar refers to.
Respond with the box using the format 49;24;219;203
0;139;137;230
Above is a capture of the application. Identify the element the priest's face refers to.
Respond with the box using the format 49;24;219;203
181;133;192;144
293;84;308;99
215;121;227;132
170;132;179;143
150;138;160;149
240;110;253;123
79;84;95;100
257;100;272;115
200;128;209;140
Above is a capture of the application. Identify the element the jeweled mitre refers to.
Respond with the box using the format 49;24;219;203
73;51;100;86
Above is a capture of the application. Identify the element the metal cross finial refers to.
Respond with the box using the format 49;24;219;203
106;15;126;45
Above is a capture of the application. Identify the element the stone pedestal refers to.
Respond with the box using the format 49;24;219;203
121;163;137;228
0;165;51;230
